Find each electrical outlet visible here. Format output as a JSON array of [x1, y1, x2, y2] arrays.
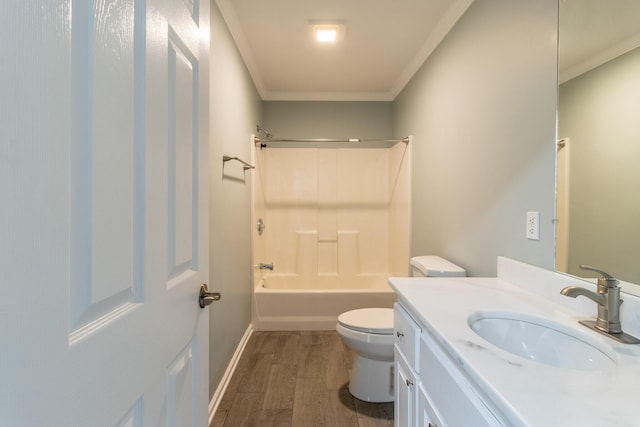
[[526, 211, 540, 240]]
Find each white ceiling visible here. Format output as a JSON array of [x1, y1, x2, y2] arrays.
[[216, 0, 474, 101], [216, 0, 640, 100]]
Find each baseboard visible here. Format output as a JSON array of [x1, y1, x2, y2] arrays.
[[208, 323, 254, 425]]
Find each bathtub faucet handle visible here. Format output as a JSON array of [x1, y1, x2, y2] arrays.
[[257, 262, 274, 271]]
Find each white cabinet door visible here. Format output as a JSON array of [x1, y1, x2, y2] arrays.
[[418, 385, 445, 427], [0, 0, 210, 425], [395, 347, 418, 427]]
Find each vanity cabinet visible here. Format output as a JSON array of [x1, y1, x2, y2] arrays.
[[394, 302, 504, 427]]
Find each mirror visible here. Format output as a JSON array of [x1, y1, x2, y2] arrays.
[[557, 0, 640, 291]]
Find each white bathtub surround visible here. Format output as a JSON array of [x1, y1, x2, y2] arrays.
[[390, 257, 640, 426], [252, 141, 411, 330]]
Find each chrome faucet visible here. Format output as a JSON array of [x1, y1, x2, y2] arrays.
[[560, 265, 639, 344], [257, 262, 274, 271]]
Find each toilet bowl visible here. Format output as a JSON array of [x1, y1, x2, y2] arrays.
[[336, 308, 395, 402], [336, 256, 466, 403]]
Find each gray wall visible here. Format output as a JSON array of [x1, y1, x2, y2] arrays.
[[559, 47, 640, 283], [209, 3, 262, 398], [393, 0, 558, 276], [262, 101, 393, 139]]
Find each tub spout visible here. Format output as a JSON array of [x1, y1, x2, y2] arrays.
[[257, 263, 274, 271]]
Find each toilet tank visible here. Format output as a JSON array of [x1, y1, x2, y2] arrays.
[[410, 256, 466, 277]]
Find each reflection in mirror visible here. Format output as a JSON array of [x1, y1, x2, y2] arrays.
[[557, 0, 640, 289]]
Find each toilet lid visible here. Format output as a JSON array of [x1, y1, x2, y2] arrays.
[[338, 308, 394, 334]]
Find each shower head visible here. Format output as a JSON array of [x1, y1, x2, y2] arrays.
[[256, 125, 272, 140]]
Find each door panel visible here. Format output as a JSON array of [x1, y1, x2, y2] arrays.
[[69, 0, 144, 338], [168, 30, 198, 284], [166, 341, 198, 426]]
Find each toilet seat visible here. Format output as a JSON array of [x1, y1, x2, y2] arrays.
[[337, 308, 393, 335]]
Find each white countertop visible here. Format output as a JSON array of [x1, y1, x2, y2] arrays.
[[389, 261, 640, 427]]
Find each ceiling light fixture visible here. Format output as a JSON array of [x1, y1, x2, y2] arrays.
[[314, 25, 338, 42], [310, 21, 345, 43]]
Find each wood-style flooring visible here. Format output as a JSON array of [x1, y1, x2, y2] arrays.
[[211, 331, 394, 427]]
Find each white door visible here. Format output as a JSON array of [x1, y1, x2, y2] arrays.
[[0, 0, 210, 425]]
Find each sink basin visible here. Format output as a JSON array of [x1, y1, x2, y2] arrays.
[[468, 310, 616, 371]]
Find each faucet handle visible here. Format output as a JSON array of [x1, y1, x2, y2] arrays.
[[579, 265, 619, 290]]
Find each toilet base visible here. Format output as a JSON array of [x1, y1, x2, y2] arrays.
[[348, 354, 394, 403]]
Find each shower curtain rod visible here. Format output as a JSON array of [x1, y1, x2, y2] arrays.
[[254, 136, 409, 144]]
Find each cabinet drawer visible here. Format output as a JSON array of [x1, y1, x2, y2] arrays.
[[394, 303, 421, 371], [420, 332, 503, 426]]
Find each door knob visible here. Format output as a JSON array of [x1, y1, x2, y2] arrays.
[[199, 284, 221, 308]]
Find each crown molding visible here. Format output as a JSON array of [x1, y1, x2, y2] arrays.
[[560, 32, 640, 84], [216, 0, 267, 98]]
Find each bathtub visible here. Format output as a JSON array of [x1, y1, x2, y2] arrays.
[[252, 274, 398, 330]]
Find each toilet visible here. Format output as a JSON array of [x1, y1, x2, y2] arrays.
[[336, 256, 466, 403]]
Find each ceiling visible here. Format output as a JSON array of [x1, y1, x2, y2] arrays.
[[216, 0, 640, 100], [216, 0, 474, 101]]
